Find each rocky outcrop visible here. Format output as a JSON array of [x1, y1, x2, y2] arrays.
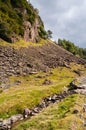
[[23, 19, 40, 42], [9, 19, 40, 43], [69, 77, 86, 95], [0, 0, 46, 43]]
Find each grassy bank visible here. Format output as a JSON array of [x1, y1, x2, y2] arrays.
[[13, 94, 85, 130], [0, 64, 85, 119]]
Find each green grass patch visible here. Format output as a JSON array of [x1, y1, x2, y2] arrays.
[[13, 94, 85, 130], [0, 65, 85, 119]]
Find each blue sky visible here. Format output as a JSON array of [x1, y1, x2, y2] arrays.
[[30, 0, 86, 48]]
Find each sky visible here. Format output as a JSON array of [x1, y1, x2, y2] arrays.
[[30, 0, 86, 48]]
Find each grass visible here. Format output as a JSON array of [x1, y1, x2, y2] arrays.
[[13, 94, 86, 130], [0, 39, 50, 48], [0, 66, 76, 119], [0, 64, 85, 119]]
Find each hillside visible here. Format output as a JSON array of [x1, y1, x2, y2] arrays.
[[0, 39, 86, 129], [0, 0, 47, 43], [0, 41, 86, 87], [0, 0, 86, 130]]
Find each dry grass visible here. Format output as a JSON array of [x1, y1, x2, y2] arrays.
[[0, 39, 50, 48]]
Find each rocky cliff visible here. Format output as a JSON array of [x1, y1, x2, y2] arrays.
[[0, 0, 46, 43]]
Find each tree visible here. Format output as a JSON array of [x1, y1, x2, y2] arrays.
[[47, 30, 52, 39], [58, 38, 86, 59]]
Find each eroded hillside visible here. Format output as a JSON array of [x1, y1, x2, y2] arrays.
[[0, 41, 86, 87]]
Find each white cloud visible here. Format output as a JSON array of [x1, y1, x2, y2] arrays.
[[30, 0, 86, 48]]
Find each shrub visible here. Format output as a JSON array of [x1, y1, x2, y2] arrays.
[[58, 39, 86, 59]]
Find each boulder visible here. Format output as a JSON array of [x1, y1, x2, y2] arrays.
[[10, 114, 23, 124], [0, 119, 3, 128], [33, 107, 39, 113], [23, 108, 31, 118], [0, 118, 11, 130], [42, 79, 53, 85]]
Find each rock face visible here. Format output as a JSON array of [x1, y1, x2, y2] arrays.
[[23, 19, 40, 42], [0, 43, 86, 86], [69, 77, 86, 95], [0, 0, 46, 43]]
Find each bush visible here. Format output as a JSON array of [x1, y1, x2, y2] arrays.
[[58, 39, 86, 59], [39, 26, 47, 39]]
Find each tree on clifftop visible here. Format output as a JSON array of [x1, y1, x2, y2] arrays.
[[47, 30, 52, 39]]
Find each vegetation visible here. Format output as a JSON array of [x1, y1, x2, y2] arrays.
[[0, 64, 84, 119], [38, 25, 48, 39], [0, 0, 47, 42], [58, 39, 86, 59], [13, 94, 85, 130], [47, 30, 53, 39], [0, 39, 50, 48]]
